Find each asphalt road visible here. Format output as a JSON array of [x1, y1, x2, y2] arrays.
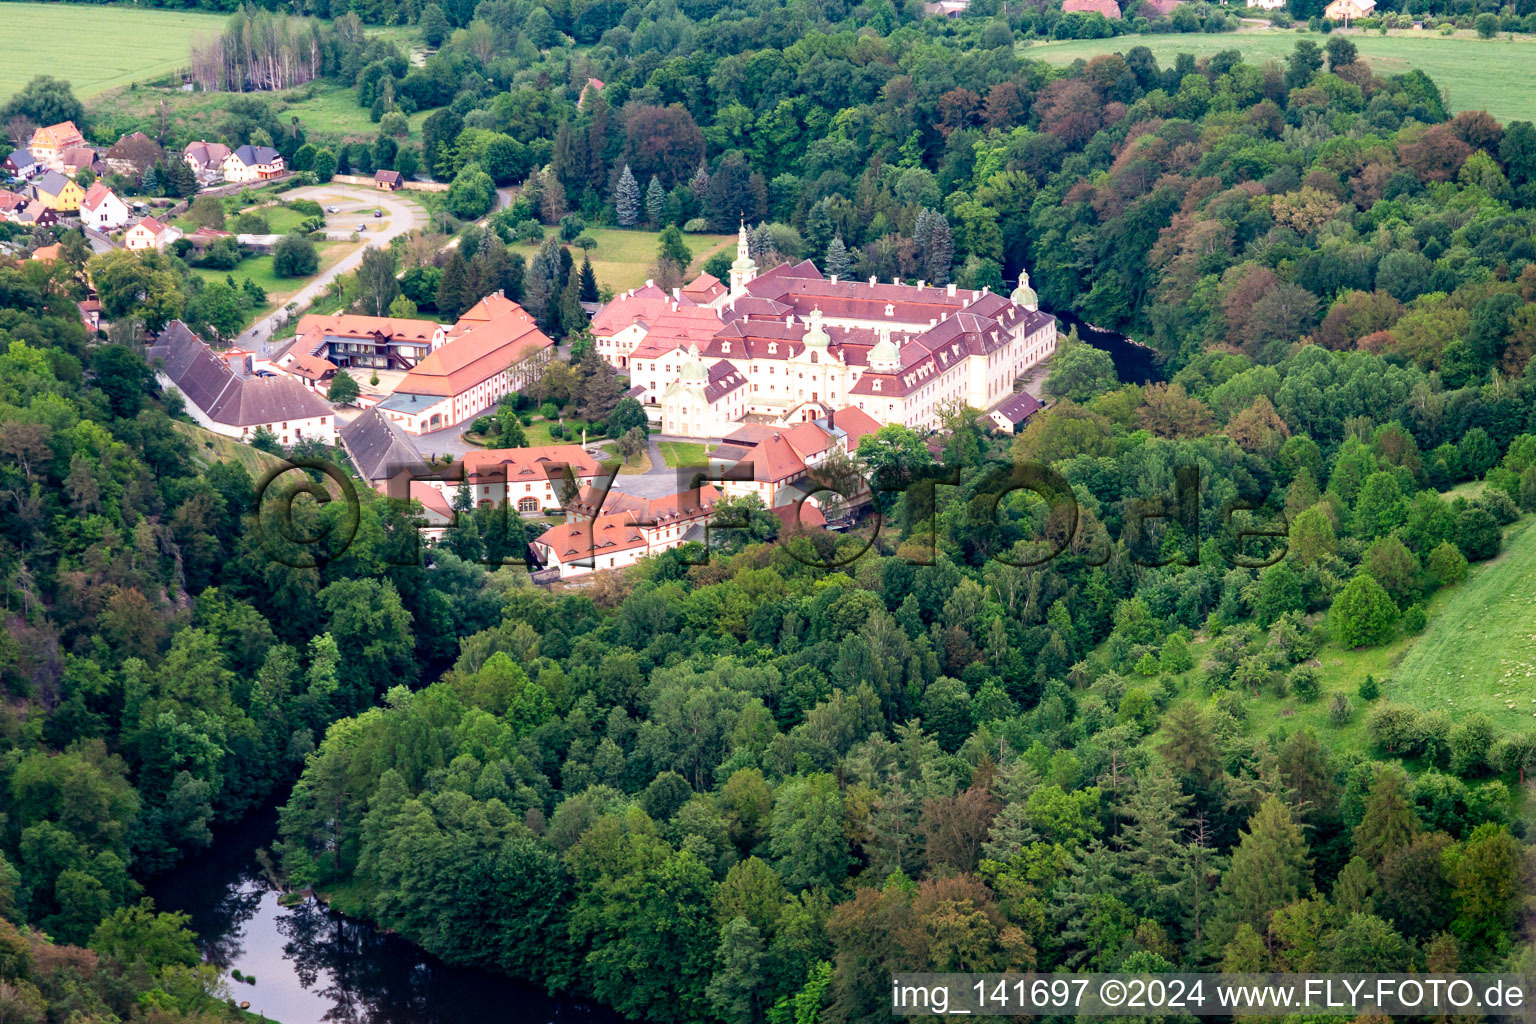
[[244, 184, 427, 355]]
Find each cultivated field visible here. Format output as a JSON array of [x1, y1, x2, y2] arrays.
[[1024, 29, 1536, 123], [0, 3, 227, 101]]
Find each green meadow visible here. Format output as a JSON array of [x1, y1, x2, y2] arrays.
[[0, 3, 227, 101], [1024, 29, 1536, 123], [513, 227, 736, 294]]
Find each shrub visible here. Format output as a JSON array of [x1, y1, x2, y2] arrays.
[[683, 217, 709, 233], [472, 416, 492, 436], [1288, 664, 1322, 702], [549, 423, 564, 438], [1400, 604, 1427, 633], [1359, 675, 1380, 701], [1328, 692, 1352, 726], [539, 402, 557, 420], [1426, 541, 1468, 589], [272, 234, 320, 278], [1474, 489, 1519, 525]]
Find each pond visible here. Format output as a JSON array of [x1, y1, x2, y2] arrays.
[[147, 804, 623, 1024]]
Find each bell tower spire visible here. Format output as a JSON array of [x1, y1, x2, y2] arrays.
[[729, 213, 757, 298]]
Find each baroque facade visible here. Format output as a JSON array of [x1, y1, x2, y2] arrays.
[[592, 223, 1057, 438]]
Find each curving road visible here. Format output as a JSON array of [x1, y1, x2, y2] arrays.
[[244, 184, 428, 356]]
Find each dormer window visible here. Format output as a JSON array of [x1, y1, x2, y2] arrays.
[[873, 381, 882, 391], [885, 304, 895, 316], [768, 342, 778, 354]]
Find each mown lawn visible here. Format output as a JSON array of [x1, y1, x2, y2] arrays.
[[1391, 517, 1536, 729], [1023, 29, 1536, 122], [0, 3, 227, 101], [657, 441, 711, 467], [514, 227, 735, 294], [191, 241, 346, 327]]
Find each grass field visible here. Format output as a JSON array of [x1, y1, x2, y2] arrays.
[[175, 421, 290, 479], [657, 441, 711, 467], [0, 3, 227, 101], [191, 241, 346, 328], [1390, 518, 1536, 729], [514, 228, 735, 294], [1023, 29, 1536, 123]]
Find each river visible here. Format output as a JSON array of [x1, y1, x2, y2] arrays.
[[1052, 310, 1162, 384], [146, 804, 623, 1024]]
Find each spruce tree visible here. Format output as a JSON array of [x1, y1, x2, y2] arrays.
[[1118, 768, 1192, 923], [559, 271, 584, 339], [1352, 767, 1419, 866], [645, 174, 666, 226], [435, 250, 474, 321], [579, 254, 598, 303], [1212, 796, 1312, 947], [615, 164, 640, 226], [524, 237, 562, 328], [825, 235, 852, 279]]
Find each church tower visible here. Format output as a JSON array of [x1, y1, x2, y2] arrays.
[[728, 217, 757, 298]]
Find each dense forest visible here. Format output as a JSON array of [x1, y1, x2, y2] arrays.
[[6, 0, 1536, 1021]]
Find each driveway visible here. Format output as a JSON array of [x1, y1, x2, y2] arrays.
[[610, 434, 714, 499], [244, 184, 427, 356]]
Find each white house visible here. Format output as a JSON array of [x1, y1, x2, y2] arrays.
[[222, 144, 285, 183], [147, 321, 336, 446], [531, 485, 720, 578], [124, 216, 182, 251], [79, 182, 131, 231]]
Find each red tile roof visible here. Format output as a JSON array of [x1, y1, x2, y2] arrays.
[[461, 444, 603, 486], [398, 304, 551, 397]]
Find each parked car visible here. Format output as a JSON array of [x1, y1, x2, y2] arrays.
[[326, 205, 339, 213], [357, 224, 368, 231], [373, 209, 383, 218]]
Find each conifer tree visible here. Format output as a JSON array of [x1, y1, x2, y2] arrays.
[[559, 271, 584, 339], [1212, 796, 1312, 947], [1352, 767, 1420, 866], [615, 164, 640, 226], [825, 235, 852, 279], [1118, 768, 1191, 923], [435, 250, 474, 321], [579, 254, 598, 303], [645, 174, 666, 226]]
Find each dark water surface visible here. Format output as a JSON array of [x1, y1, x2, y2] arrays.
[[1052, 309, 1162, 384], [146, 804, 622, 1024]]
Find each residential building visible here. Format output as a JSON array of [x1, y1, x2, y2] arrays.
[[1062, 0, 1123, 15], [147, 321, 336, 445], [446, 445, 604, 515], [989, 391, 1043, 433], [183, 141, 232, 183], [28, 121, 86, 171], [374, 296, 555, 435], [681, 272, 726, 306], [60, 148, 103, 178], [532, 484, 721, 578], [124, 216, 182, 250], [279, 313, 439, 373], [80, 182, 130, 231], [591, 225, 1057, 438], [13, 201, 57, 227], [0, 189, 28, 221], [1324, 0, 1375, 19], [4, 149, 39, 181], [33, 171, 84, 212], [106, 132, 164, 179], [222, 145, 284, 183], [708, 409, 877, 512], [340, 406, 426, 487]]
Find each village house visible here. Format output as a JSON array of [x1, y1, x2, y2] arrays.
[[183, 141, 232, 183], [147, 321, 336, 445], [13, 200, 58, 228], [1062, 0, 1123, 15], [988, 390, 1044, 434], [106, 132, 164, 179], [124, 216, 182, 250], [373, 295, 555, 435], [28, 121, 86, 171], [531, 484, 721, 578], [4, 149, 39, 181], [222, 144, 285, 183], [1324, 0, 1375, 20], [32, 171, 84, 212], [60, 148, 104, 178], [0, 189, 29, 222], [591, 225, 1057, 439], [80, 182, 131, 231]]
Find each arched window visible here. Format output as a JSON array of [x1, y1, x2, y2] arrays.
[[810, 351, 818, 363], [518, 496, 539, 513]]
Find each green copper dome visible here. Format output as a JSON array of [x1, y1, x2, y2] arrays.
[[1010, 268, 1038, 311]]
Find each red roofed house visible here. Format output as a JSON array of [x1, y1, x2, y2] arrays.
[[1062, 0, 1122, 15], [449, 444, 604, 515], [80, 182, 131, 231], [29, 121, 86, 172], [374, 295, 555, 434], [125, 216, 183, 251], [532, 484, 721, 577], [589, 280, 690, 370]]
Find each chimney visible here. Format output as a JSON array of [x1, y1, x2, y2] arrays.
[[673, 287, 681, 301], [917, 280, 925, 290], [982, 286, 990, 295], [829, 275, 838, 284], [645, 279, 654, 288], [869, 276, 877, 286], [892, 277, 900, 286], [946, 283, 957, 297]]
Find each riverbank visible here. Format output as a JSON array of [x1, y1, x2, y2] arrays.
[[1052, 309, 1162, 385]]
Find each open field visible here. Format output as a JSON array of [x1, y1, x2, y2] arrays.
[[1391, 518, 1536, 728], [1023, 29, 1536, 123], [514, 227, 735, 294], [191, 241, 347, 327], [174, 421, 290, 479], [0, 3, 227, 101]]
